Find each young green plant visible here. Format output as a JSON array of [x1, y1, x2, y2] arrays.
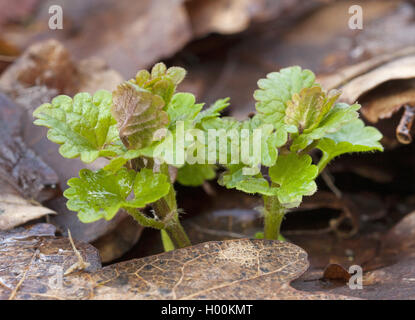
[[32, 63, 224, 250], [212, 66, 384, 240]]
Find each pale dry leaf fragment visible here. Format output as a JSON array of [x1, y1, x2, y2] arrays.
[[338, 55, 415, 104], [360, 79, 415, 123], [0, 192, 56, 230]]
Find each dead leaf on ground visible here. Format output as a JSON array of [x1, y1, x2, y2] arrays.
[[0, 39, 123, 105], [0, 92, 57, 230], [186, 0, 329, 37], [0, 39, 78, 95], [0, 224, 353, 300], [323, 264, 351, 282], [293, 211, 415, 299], [0, 183, 55, 231], [32, 0, 192, 78], [318, 46, 415, 145]]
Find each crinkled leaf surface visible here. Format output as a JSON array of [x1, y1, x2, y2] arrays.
[[254, 66, 316, 127], [202, 116, 286, 167], [64, 168, 136, 223], [133, 63, 186, 106], [167, 92, 204, 125], [285, 86, 340, 132], [33, 90, 119, 163], [269, 154, 318, 208], [123, 168, 170, 208], [177, 164, 216, 186], [290, 103, 361, 151], [112, 83, 168, 149], [317, 119, 383, 169], [64, 168, 170, 223]]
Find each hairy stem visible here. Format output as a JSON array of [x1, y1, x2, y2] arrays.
[[263, 195, 286, 240], [152, 185, 191, 249]]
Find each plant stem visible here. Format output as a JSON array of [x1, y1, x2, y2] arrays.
[[153, 186, 191, 249], [164, 216, 191, 249], [263, 195, 286, 240]]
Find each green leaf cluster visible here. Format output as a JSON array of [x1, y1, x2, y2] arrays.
[[219, 66, 383, 208]]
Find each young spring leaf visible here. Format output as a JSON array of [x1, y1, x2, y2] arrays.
[[194, 98, 230, 125], [123, 168, 171, 209], [176, 164, 216, 186], [254, 66, 316, 127], [290, 102, 361, 151], [317, 119, 383, 173], [269, 154, 318, 208], [64, 168, 171, 223], [33, 91, 120, 163], [167, 93, 204, 125], [133, 62, 186, 106], [112, 83, 169, 149], [219, 164, 278, 196], [64, 168, 136, 223], [285, 87, 340, 132]]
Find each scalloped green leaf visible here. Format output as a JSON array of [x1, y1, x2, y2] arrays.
[[124, 168, 171, 208], [167, 93, 204, 125], [33, 90, 120, 163], [317, 119, 383, 172], [269, 154, 318, 208], [112, 83, 169, 149], [284, 87, 340, 132], [64, 168, 136, 223], [177, 164, 216, 186], [219, 165, 278, 196], [64, 168, 170, 223], [254, 66, 316, 127], [290, 102, 361, 151], [194, 98, 230, 125]]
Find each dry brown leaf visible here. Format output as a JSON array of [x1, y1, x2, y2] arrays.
[[0, 92, 57, 229], [323, 264, 351, 282], [340, 55, 415, 105], [0, 39, 77, 95], [0, 185, 55, 231], [0, 224, 352, 300], [318, 47, 415, 93], [318, 47, 415, 125], [294, 211, 415, 299], [77, 57, 123, 94], [186, 0, 334, 38], [360, 79, 415, 123]]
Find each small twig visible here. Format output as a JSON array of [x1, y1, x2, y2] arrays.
[[321, 170, 342, 199], [9, 249, 39, 300], [64, 229, 90, 276], [396, 104, 415, 144]]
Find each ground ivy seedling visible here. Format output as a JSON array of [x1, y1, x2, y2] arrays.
[[215, 66, 384, 240], [33, 62, 224, 250], [33, 63, 384, 249]]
